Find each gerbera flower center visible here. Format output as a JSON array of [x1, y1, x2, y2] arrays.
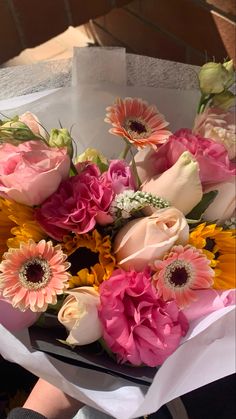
[[19, 257, 51, 290], [124, 118, 151, 138], [164, 260, 193, 288]]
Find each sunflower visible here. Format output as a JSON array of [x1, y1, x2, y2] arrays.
[[189, 223, 236, 290], [0, 199, 15, 257], [0, 198, 46, 257], [62, 229, 116, 289]]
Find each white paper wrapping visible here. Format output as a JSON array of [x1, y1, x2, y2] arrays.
[[0, 306, 235, 418], [0, 83, 199, 160], [0, 48, 235, 418], [72, 47, 127, 86]]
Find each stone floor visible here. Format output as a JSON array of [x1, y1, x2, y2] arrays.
[[1, 25, 94, 68]]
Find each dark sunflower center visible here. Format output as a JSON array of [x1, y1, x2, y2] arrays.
[[205, 238, 215, 252], [169, 267, 189, 287], [25, 262, 45, 283], [129, 120, 147, 134], [68, 247, 99, 275]]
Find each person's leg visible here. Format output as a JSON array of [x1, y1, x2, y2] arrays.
[[7, 378, 84, 419]]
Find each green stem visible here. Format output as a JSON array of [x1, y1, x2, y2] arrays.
[[130, 148, 141, 188], [70, 161, 78, 176], [197, 93, 215, 114], [119, 141, 131, 160]]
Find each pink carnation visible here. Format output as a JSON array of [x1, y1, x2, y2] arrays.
[[36, 164, 114, 240], [151, 129, 236, 186], [98, 269, 189, 367], [103, 159, 136, 194]]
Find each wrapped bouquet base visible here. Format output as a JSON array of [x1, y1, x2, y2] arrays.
[[0, 49, 235, 419], [0, 304, 235, 419]]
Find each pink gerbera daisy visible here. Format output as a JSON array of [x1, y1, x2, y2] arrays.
[[152, 245, 214, 308], [0, 239, 70, 312], [105, 97, 171, 149]]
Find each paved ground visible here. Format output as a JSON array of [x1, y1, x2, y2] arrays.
[[1, 25, 94, 68]]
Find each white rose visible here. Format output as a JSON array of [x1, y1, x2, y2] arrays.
[[58, 287, 102, 346]]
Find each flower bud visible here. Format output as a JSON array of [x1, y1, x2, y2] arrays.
[[212, 90, 235, 110], [49, 128, 73, 157], [198, 61, 233, 95], [0, 119, 36, 143], [75, 147, 108, 165], [222, 59, 234, 88]]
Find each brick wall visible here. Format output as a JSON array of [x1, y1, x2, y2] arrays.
[[88, 0, 236, 65], [0, 0, 235, 66], [0, 0, 131, 64]]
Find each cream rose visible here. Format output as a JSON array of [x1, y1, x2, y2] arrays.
[[58, 287, 102, 346], [141, 151, 203, 215], [114, 207, 189, 271], [134, 146, 157, 184], [203, 178, 236, 223]]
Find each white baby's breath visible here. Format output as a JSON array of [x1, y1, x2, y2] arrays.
[[110, 190, 169, 219]]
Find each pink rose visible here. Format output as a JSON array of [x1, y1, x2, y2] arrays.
[[98, 269, 189, 367], [19, 111, 46, 137], [36, 163, 114, 240], [0, 141, 70, 206], [151, 129, 236, 186], [0, 297, 39, 332], [103, 160, 136, 194], [193, 108, 236, 160], [114, 207, 189, 271]]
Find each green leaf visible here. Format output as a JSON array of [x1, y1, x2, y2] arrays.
[[186, 190, 218, 220], [34, 313, 46, 328], [99, 338, 117, 361], [95, 156, 109, 173]]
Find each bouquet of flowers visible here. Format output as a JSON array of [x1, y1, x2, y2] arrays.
[[0, 59, 235, 373]]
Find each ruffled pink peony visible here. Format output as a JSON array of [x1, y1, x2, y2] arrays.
[[98, 268, 189, 367], [151, 129, 236, 186], [103, 159, 136, 194], [36, 164, 114, 240], [0, 141, 70, 206]]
